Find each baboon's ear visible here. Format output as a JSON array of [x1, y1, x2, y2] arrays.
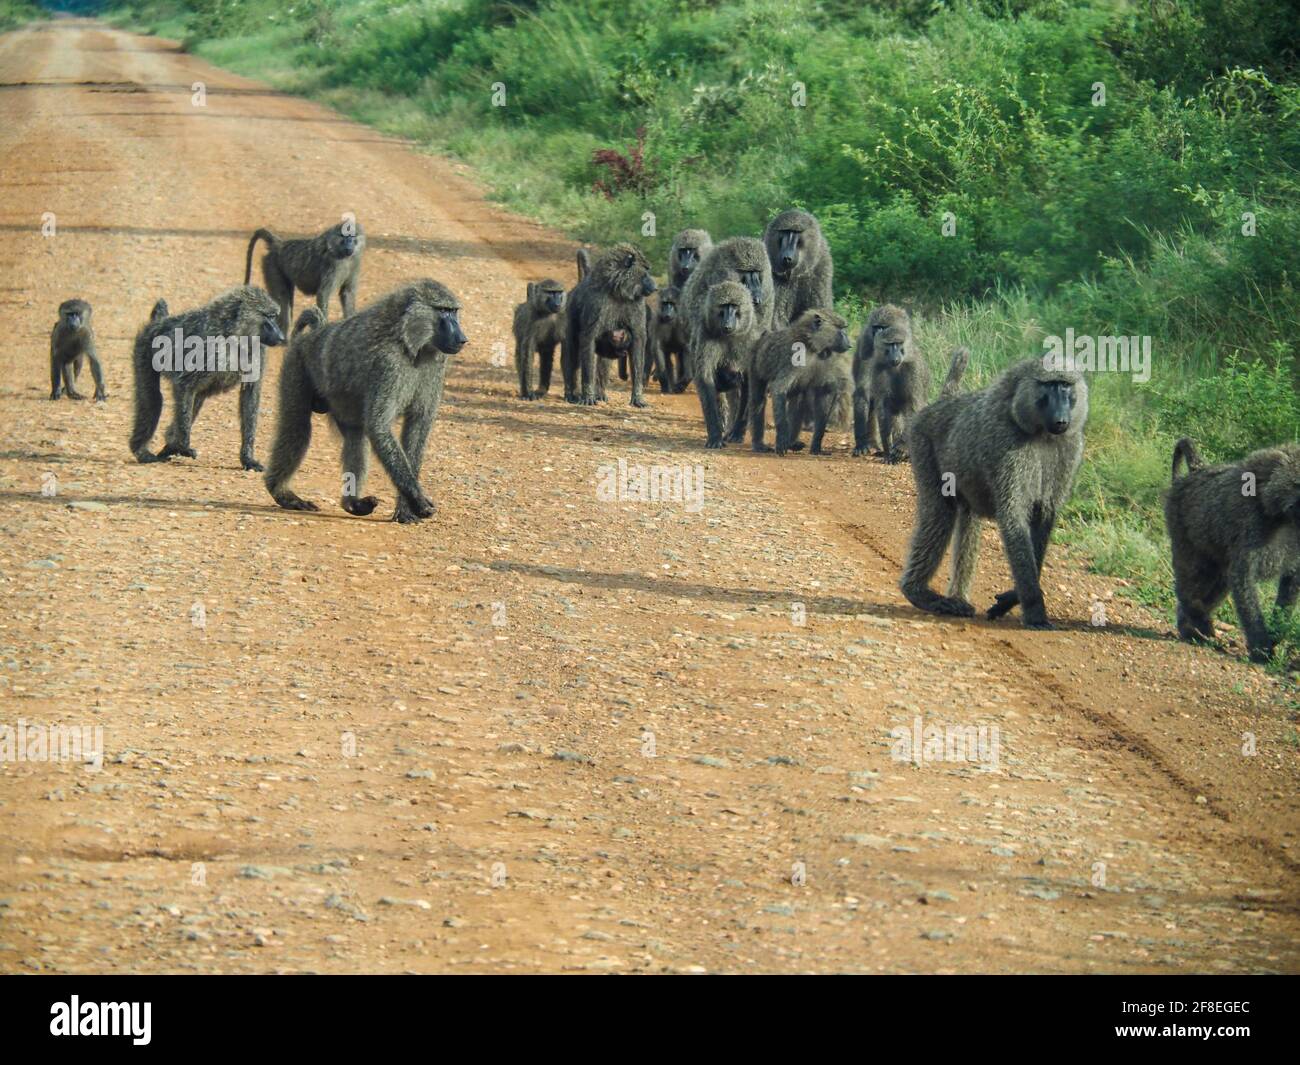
[[399, 299, 437, 360], [526, 283, 536, 302]]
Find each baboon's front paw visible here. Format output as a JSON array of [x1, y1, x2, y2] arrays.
[[241, 457, 264, 472], [49, 391, 61, 401], [564, 392, 579, 404], [95, 392, 108, 403], [1023, 617, 1055, 631], [788, 441, 806, 452], [851, 446, 869, 457], [705, 438, 725, 450], [579, 395, 598, 406], [410, 493, 437, 518], [672, 381, 690, 394], [935, 597, 976, 618], [522, 391, 541, 401], [630, 396, 649, 408], [986, 591, 1019, 620], [392, 501, 427, 524], [752, 443, 773, 453], [809, 445, 825, 456], [342, 495, 379, 516], [67, 390, 86, 401], [884, 449, 907, 465], [275, 494, 319, 512]]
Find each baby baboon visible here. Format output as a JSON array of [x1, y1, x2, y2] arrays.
[[651, 286, 690, 394], [562, 243, 655, 407], [244, 220, 365, 334], [1165, 437, 1300, 662], [668, 228, 713, 290], [129, 286, 285, 470], [899, 358, 1088, 629], [49, 299, 106, 402], [264, 279, 468, 524], [693, 281, 759, 449], [762, 209, 833, 329], [682, 236, 775, 340], [748, 308, 851, 455], [512, 279, 565, 400]]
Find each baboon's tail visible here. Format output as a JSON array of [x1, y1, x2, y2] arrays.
[[128, 332, 163, 461], [941, 347, 970, 397], [1171, 437, 1204, 483], [575, 248, 591, 282], [244, 228, 278, 286], [293, 307, 325, 338]]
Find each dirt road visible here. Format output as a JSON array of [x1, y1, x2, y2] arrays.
[[0, 19, 1296, 974]]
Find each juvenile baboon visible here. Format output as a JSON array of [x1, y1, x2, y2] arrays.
[[264, 279, 468, 523], [668, 228, 713, 290], [861, 305, 970, 463], [562, 243, 656, 407], [748, 308, 851, 455], [651, 286, 690, 393], [48, 299, 106, 402], [762, 209, 833, 329], [1165, 437, 1300, 662], [129, 286, 285, 469], [693, 281, 759, 449], [852, 303, 901, 455], [682, 236, 775, 339], [244, 220, 365, 334], [899, 358, 1088, 629], [512, 279, 565, 400]]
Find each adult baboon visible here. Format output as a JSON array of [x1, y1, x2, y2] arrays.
[[129, 286, 285, 470], [264, 279, 468, 524], [48, 298, 106, 402], [244, 220, 365, 334], [693, 281, 759, 449], [748, 308, 851, 455], [562, 243, 656, 407], [762, 209, 833, 329], [577, 249, 640, 386], [512, 279, 565, 400], [899, 358, 1088, 629], [651, 286, 690, 394], [1165, 437, 1300, 662], [668, 228, 713, 290]]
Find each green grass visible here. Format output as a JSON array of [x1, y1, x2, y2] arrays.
[[104, 0, 1300, 663], [0, 0, 44, 30]]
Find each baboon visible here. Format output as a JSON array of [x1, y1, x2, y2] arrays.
[[693, 281, 759, 449], [861, 305, 970, 463], [576, 249, 637, 386], [899, 358, 1088, 629], [562, 243, 656, 406], [512, 279, 565, 400], [263, 279, 468, 524], [1165, 437, 1300, 662], [48, 299, 106, 402], [682, 236, 775, 338], [129, 286, 285, 470], [651, 286, 690, 394], [668, 228, 713, 289], [852, 303, 901, 455], [762, 209, 833, 329], [244, 220, 365, 334], [747, 308, 851, 455]]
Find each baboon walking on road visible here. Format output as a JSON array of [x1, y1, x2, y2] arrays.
[[692, 281, 760, 449], [264, 280, 467, 523], [512, 279, 565, 400], [763, 209, 833, 329], [244, 220, 365, 334], [1165, 438, 1300, 662], [747, 308, 851, 455], [899, 358, 1088, 629], [562, 243, 656, 407], [651, 286, 689, 393], [49, 298, 106, 402], [129, 286, 285, 469]]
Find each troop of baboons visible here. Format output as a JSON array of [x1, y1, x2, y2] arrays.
[[40, 204, 1300, 662]]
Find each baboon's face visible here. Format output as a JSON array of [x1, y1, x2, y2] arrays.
[[713, 299, 743, 335], [658, 295, 677, 324], [435, 305, 468, 354], [738, 270, 765, 308], [257, 304, 286, 347], [61, 307, 86, 330], [773, 229, 802, 277], [878, 327, 910, 367], [676, 244, 701, 276], [825, 324, 851, 356], [541, 286, 564, 314], [1037, 379, 1078, 434], [330, 226, 359, 260]]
